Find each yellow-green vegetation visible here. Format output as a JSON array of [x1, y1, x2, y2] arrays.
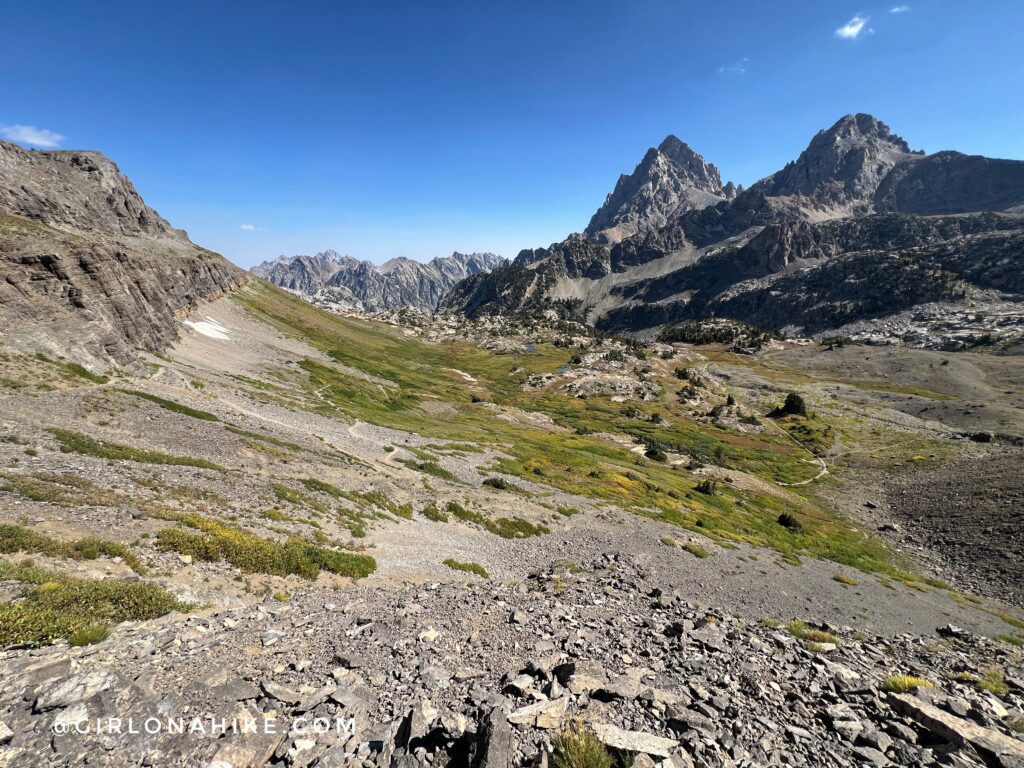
[[660, 536, 677, 546], [155, 514, 375, 580], [551, 726, 614, 768], [682, 542, 711, 558], [397, 458, 464, 484], [882, 675, 933, 693], [978, 667, 1009, 696], [833, 574, 859, 586], [225, 425, 305, 453], [122, 390, 220, 421], [271, 483, 328, 513], [786, 619, 838, 646], [69, 624, 110, 647], [34, 354, 109, 384], [48, 428, 222, 470], [420, 504, 449, 522], [227, 281, 943, 578], [997, 634, 1024, 647], [0, 558, 188, 648], [0, 523, 145, 574], [442, 558, 489, 578], [445, 501, 549, 538], [759, 617, 779, 628]]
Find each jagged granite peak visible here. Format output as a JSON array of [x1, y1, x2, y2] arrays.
[[253, 250, 506, 312], [754, 113, 919, 211], [0, 140, 245, 368], [584, 135, 733, 244], [442, 114, 1024, 343]]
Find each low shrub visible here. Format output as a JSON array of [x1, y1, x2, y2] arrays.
[[443, 558, 489, 579]]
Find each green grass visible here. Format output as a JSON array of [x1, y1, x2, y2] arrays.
[[0, 523, 145, 574], [978, 667, 1009, 696], [34, 354, 109, 384], [0, 558, 188, 648], [445, 501, 549, 539], [551, 726, 614, 768], [443, 558, 489, 578], [833, 574, 859, 586], [682, 542, 711, 558], [786, 619, 838, 646], [69, 624, 110, 646], [122, 390, 220, 421], [48, 428, 222, 470], [155, 514, 375, 580], [882, 675, 933, 693], [225, 281, 941, 579], [397, 458, 463, 484]]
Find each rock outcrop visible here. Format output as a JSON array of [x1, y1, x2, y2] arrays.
[[252, 251, 506, 312], [0, 140, 246, 369]]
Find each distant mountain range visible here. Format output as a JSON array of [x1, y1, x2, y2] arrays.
[[251, 250, 506, 312], [441, 114, 1024, 349]]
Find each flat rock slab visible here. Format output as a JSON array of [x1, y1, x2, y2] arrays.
[[889, 693, 1024, 768], [591, 723, 678, 758]]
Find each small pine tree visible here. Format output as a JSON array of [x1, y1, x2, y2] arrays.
[[782, 392, 807, 417]]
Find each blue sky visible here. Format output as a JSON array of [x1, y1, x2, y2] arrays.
[[3, 1, 1022, 267]]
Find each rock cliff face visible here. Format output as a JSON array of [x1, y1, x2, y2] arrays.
[[0, 141, 246, 369], [252, 251, 505, 312], [441, 115, 1024, 346], [585, 135, 735, 244]]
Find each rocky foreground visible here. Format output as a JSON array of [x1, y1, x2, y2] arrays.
[[1, 555, 1021, 768]]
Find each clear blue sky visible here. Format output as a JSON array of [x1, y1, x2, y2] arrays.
[[3, 1, 1022, 267]]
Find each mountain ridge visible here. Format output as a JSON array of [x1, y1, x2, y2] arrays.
[[441, 114, 1024, 348], [252, 250, 506, 312]]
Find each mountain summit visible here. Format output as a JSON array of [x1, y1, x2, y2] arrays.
[[585, 136, 735, 244], [442, 113, 1024, 347]]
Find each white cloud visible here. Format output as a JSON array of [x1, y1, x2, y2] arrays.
[[240, 224, 256, 231], [0, 124, 65, 148], [890, 4, 910, 12], [835, 14, 870, 39], [718, 57, 749, 75]]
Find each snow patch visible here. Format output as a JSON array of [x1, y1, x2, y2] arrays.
[[183, 316, 231, 341]]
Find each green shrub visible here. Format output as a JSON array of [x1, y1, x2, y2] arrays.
[[482, 476, 511, 490], [779, 392, 807, 417], [123, 390, 220, 421], [777, 512, 803, 532], [0, 523, 145, 574], [48, 428, 222, 470], [695, 479, 718, 496], [0, 559, 188, 648], [155, 515, 375, 580], [978, 667, 1009, 696], [443, 558, 489, 578], [421, 504, 449, 522]]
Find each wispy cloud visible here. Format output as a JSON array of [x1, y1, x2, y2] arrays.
[[718, 57, 750, 75], [835, 14, 871, 39], [0, 124, 65, 148], [240, 224, 256, 231], [889, 4, 910, 12]]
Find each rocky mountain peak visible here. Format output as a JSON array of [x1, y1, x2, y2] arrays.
[[585, 136, 731, 244], [756, 113, 918, 209], [0, 140, 182, 240]]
